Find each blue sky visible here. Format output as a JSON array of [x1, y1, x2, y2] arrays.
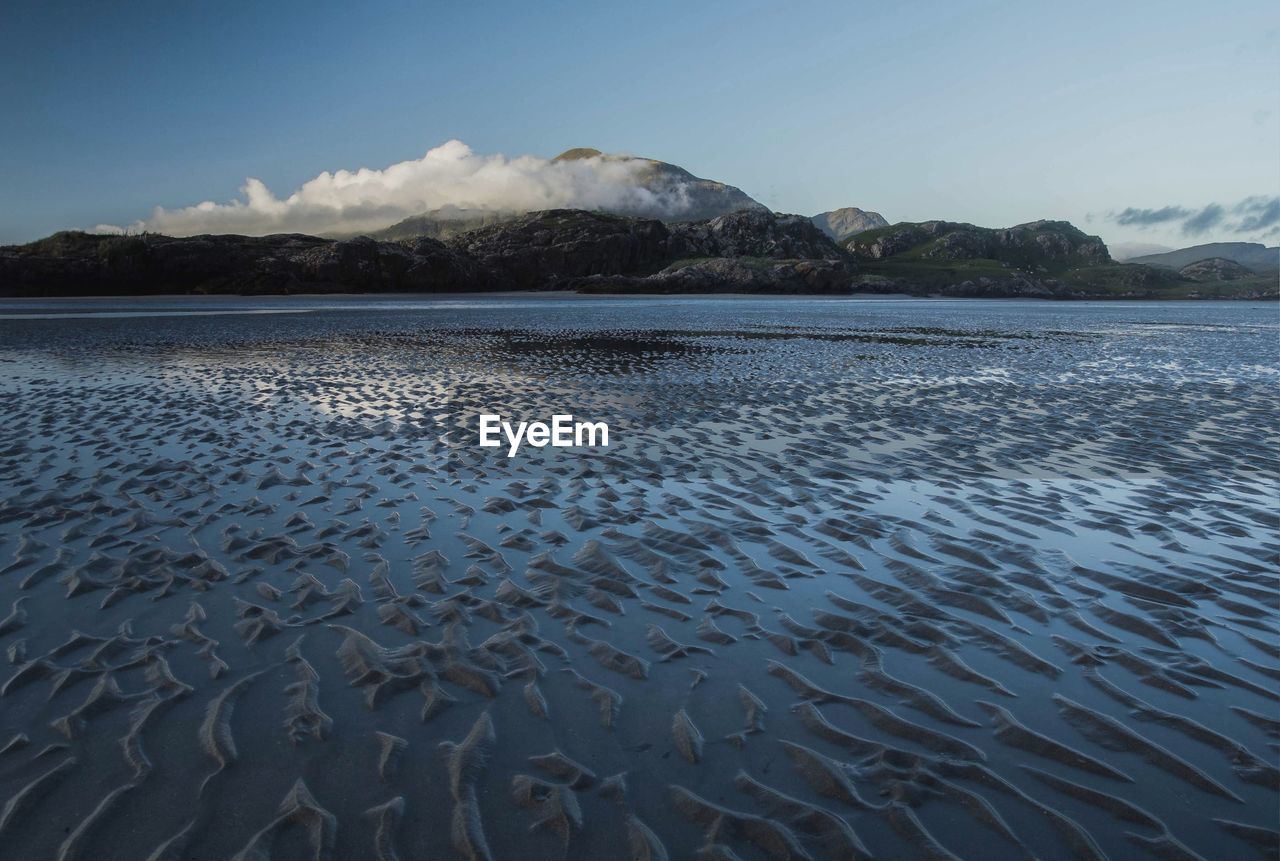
[[2, 0, 1277, 250]]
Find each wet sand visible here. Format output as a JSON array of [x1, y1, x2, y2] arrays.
[[0, 296, 1276, 860]]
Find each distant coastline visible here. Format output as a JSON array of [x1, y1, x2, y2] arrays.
[[2, 209, 1275, 301]]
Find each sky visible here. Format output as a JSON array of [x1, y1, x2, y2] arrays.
[[2, 0, 1277, 252]]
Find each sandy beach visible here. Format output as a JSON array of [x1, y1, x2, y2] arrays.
[[0, 295, 1276, 860]]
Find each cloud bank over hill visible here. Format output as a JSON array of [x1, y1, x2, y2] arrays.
[[96, 140, 714, 237]]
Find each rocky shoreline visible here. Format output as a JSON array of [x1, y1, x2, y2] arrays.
[[2, 209, 1275, 299]]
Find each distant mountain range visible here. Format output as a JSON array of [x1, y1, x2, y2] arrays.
[[1127, 242, 1279, 272], [2, 147, 1275, 299]]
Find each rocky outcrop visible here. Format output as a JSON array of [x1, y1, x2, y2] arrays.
[[444, 210, 673, 289], [847, 220, 1111, 270], [810, 207, 889, 242], [1177, 257, 1256, 281], [669, 211, 844, 261]]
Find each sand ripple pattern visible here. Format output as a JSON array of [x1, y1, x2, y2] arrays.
[[0, 298, 1276, 859]]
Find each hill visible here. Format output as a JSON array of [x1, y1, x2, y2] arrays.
[[845, 219, 1111, 268], [1178, 257, 1258, 281], [549, 148, 766, 222], [810, 207, 889, 242], [841, 219, 1275, 299], [1129, 242, 1278, 272], [366, 148, 767, 242]]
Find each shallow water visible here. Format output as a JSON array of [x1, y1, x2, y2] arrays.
[[0, 296, 1276, 860]]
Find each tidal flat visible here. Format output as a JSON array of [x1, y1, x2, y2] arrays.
[[0, 295, 1276, 860]]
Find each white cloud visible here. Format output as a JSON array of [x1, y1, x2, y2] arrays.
[[104, 140, 699, 237]]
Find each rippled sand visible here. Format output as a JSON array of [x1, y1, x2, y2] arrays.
[[0, 297, 1276, 861]]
